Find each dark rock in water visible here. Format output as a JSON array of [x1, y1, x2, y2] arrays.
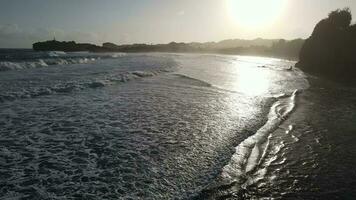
[[131, 71, 153, 78], [52, 84, 77, 93], [88, 81, 106, 88], [0, 65, 11, 71], [296, 8, 356, 84]]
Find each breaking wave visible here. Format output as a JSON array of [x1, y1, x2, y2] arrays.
[[47, 51, 67, 57], [0, 69, 170, 103], [0, 57, 98, 71], [0, 51, 129, 72]]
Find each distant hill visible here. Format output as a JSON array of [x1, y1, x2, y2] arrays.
[[296, 8, 356, 84], [102, 38, 279, 51], [212, 38, 278, 48], [33, 38, 304, 60]]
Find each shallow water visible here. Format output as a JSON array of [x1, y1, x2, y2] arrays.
[[0, 51, 355, 199]]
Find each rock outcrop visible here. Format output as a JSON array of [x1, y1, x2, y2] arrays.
[[33, 40, 110, 52], [296, 8, 356, 83]]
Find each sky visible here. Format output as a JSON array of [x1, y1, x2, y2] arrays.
[[0, 0, 356, 48]]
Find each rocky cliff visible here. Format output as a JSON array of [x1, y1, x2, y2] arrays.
[[296, 8, 356, 83]]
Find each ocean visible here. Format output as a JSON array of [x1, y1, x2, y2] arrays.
[[0, 50, 355, 199]]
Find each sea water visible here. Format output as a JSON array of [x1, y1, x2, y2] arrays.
[[0, 50, 355, 199]]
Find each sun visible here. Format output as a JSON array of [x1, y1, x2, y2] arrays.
[[227, 0, 286, 30]]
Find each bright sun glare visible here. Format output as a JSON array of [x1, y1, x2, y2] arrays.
[[227, 0, 286, 29]]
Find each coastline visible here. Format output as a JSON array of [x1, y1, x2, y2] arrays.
[[31, 39, 303, 61]]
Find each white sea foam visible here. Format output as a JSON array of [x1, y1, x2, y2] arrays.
[[47, 51, 66, 57], [220, 90, 299, 186], [111, 52, 127, 58], [0, 69, 169, 103], [0, 58, 94, 71]]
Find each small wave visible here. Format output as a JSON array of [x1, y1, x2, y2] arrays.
[[131, 70, 158, 78], [0, 57, 97, 72], [0, 51, 131, 72], [173, 74, 212, 87], [47, 51, 66, 57], [0, 69, 170, 103], [194, 90, 299, 199], [0, 60, 48, 71], [111, 52, 127, 58]]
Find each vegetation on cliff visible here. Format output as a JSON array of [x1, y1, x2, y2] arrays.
[[296, 8, 356, 83]]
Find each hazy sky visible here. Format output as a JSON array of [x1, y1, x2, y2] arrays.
[[1, 0, 356, 48]]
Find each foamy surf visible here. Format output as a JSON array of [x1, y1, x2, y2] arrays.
[[1, 53, 317, 199], [228, 90, 298, 176], [0, 51, 129, 72], [0, 69, 171, 103], [195, 89, 299, 199], [0, 58, 97, 71]]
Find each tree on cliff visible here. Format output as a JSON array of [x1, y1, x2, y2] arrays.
[[328, 8, 352, 28]]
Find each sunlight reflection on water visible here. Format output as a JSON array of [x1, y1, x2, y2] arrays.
[[227, 55, 289, 96], [232, 64, 271, 95], [177, 54, 300, 97]]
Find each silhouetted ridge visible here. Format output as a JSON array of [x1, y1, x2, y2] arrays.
[[33, 38, 304, 59], [296, 8, 356, 84]]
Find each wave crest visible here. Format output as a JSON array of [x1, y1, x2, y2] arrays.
[[0, 69, 171, 103], [0, 57, 97, 71]]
